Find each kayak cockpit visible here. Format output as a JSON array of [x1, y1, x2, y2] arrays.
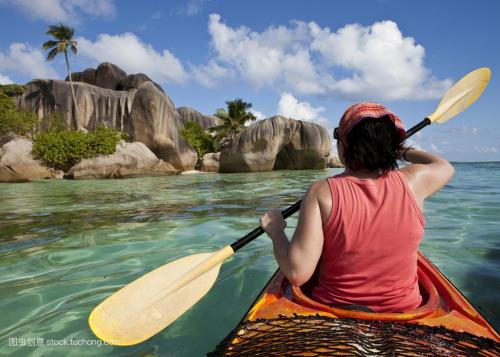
[[247, 252, 499, 341], [291, 255, 440, 322]]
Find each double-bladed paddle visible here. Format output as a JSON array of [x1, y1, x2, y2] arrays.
[[89, 67, 491, 346]]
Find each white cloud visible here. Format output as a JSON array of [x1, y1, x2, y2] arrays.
[[181, 0, 211, 16], [405, 138, 423, 151], [206, 14, 322, 95], [0, 73, 13, 84], [449, 125, 479, 135], [309, 21, 451, 100], [201, 14, 451, 100], [190, 60, 234, 87], [0, 43, 58, 80], [0, 0, 116, 24], [430, 144, 443, 153], [249, 109, 266, 120], [474, 146, 498, 154], [77, 33, 188, 84], [278, 92, 325, 121], [245, 109, 266, 126]]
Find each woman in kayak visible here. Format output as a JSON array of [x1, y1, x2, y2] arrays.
[[260, 103, 454, 313]]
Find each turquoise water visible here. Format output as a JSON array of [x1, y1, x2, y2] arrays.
[[0, 163, 498, 356]]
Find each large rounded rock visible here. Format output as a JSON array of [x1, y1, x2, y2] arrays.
[[177, 107, 220, 130], [15, 79, 136, 131], [326, 153, 343, 168], [125, 82, 197, 171], [117, 73, 164, 93], [0, 138, 62, 179], [94, 62, 127, 90], [200, 152, 220, 172], [65, 68, 96, 85], [0, 164, 29, 183], [219, 116, 331, 172], [66, 141, 179, 179]]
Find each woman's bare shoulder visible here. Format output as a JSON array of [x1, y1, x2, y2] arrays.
[[307, 179, 333, 224]]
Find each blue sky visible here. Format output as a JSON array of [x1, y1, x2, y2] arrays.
[[0, 0, 499, 161]]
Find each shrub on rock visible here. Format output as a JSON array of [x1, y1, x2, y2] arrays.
[[33, 127, 121, 172], [0, 93, 38, 137], [180, 121, 216, 158]]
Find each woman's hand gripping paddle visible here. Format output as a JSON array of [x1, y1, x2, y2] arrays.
[[89, 67, 490, 346]]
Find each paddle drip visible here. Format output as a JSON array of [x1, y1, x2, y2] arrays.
[[208, 315, 500, 356]]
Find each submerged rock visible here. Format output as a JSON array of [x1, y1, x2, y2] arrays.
[[219, 116, 331, 172], [0, 138, 62, 179], [126, 82, 197, 171], [66, 141, 179, 179]]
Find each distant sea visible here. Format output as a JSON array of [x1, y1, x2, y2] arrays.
[[0, 162, 498, 356]]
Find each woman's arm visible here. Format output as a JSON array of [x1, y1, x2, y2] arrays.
[[260, 182, 324, 286], [400, 149, 455, 206]]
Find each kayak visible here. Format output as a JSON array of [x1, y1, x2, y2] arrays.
[[210, 252, 499, 356]]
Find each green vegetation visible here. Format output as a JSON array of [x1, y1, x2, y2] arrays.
[[0, 93, 38, 136], [180, 121, 216, 158], [43, 23, 78, 129], [210, 98, 257, 145], [0, 84, 26, 97], [39, 112, 69, 132], [33, 127, 121, 171]]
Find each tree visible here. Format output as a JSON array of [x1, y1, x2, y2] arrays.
[[43, 23, 78, 130], [210, 98, 257, 146], [180, 121, 216, 158]]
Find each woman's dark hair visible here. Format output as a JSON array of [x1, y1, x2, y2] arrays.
[[343, 115, 404, 173]]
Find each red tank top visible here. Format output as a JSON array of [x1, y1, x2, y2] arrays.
[[311, 170, 425, 312]]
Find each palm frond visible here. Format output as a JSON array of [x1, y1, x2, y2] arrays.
[[46, 47, 59, 61], [42, 40, 58, 50], [46, 23, 75, 41]]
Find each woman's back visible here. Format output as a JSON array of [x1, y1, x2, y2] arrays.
[[260, 102, 454, 314], [312, 170, 425, 312]]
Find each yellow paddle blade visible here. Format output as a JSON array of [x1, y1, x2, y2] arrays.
[[428, 68, 491, 124], [89, 245, 234, 346]]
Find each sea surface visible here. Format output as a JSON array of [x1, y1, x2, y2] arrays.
[[0, 162, 499, 356]]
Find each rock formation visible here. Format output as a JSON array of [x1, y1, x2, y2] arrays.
[[219, 116, 331, 172], [14, 79, 135, 131], [326, 153, 343, 168], [176, 107, 220, 130], [66, 63, 164, 93], [0, 138, 62, 179], [66, 68, 96, 85], [8, 62, 337, 176], [93, 62, 127, 90], [66, 141, 179, 179], [200, 152, 220, 172], [126, 82, 197, 171], [0, 164, 29, 183]]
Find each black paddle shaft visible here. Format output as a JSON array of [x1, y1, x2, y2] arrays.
[[230, 200, 302, 252], [229, 117, 431, 253]]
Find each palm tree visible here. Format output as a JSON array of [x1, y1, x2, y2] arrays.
[[210, 98, 257, 146], [43, 23, 78, 130]]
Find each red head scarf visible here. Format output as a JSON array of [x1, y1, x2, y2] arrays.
[[338, 103, 406, 144]]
